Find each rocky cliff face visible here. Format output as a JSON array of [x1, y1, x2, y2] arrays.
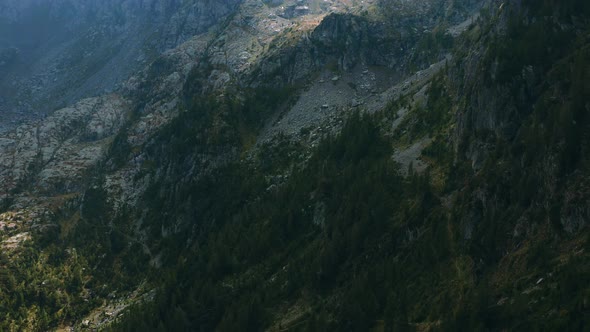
[[246, 0, 479, 87], [446, 1, 590, 238]]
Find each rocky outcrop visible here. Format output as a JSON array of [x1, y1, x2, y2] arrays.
[[247, 0, 482, 87], [0, 95, 128, 197]]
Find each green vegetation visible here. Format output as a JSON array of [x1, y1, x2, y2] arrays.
[[106, 99, 589, 331], [2, 1, 590, 331], [0, 188, 147, 331], [105, 2, 590, 330]]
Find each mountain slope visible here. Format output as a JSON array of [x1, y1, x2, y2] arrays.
[[0, 0, 242, 132], [1, 0, 589, 331], [106, 1, 589, 330]]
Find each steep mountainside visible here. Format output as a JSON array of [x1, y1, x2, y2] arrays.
[[0, 0, 241, 132], [1, 0, 589, 331]]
